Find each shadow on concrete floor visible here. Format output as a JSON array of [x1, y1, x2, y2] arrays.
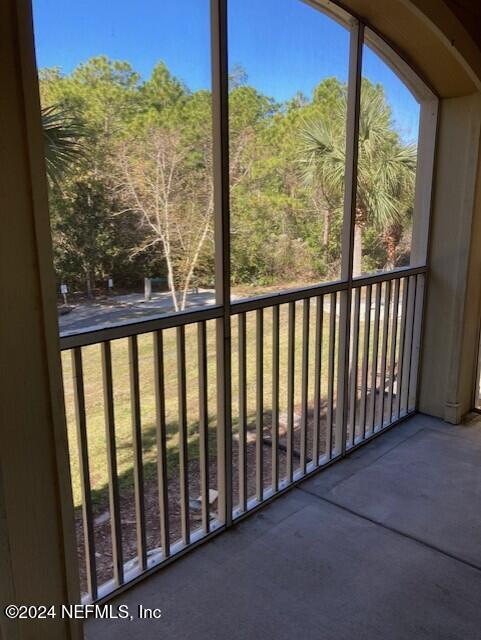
[[86, 413, 481, 640]]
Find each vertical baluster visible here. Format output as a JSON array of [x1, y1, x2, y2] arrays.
[[407, 275, 421, 412], [369, 284, 382, 435], [153, 330, 170, 558], [359, 285, 372, 440], [349, 287, 361, 447], [287, 301, 296, 482], [128, 335, 147, 569], [408, 273, 426, 411], [335, 289, 350, 457], [300, 298, 310, 474], [387, 279, 400, 423], [72, 347, 97, 600], [176, 326, 190, 545], [312, 296, 323, 465], [326, 292, 337, 459], [272, 305, 280, 493], [395, 278, 410, 419], [378, 280, 392, 430], [101, 341, 123, 585], [256, 309, 264, 502], [238, 313, 247, 511], [198, 322, 210, 533], [401, 276, 417, 415]]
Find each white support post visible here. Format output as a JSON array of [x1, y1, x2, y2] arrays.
[[211, 0, 232, 527], [335, 19, 364, 457]]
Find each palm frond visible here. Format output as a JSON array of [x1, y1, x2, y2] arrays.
[[42, 104, 85, 184], [299, 112, 346, 199], [299, 85, 417, 232]]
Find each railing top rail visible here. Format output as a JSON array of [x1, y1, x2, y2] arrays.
[[352, 265, 427, 288], [59, 265, 427, 350], [230, 265, 427, 314], [59, 305, 224, 350], [230, 279, 347, 314]]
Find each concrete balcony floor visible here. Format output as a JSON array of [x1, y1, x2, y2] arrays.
[[86, 413, 481, 640]]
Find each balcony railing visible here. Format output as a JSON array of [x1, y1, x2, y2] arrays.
[[60, 265, 426, 602]]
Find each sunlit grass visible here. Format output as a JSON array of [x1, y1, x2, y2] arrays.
[[63, 284, 403, 508], [63, 300, 340, 506]]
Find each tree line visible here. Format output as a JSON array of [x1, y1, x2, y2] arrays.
[[40, 56, 417, 307]]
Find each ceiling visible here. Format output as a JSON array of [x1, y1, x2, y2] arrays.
[[332, 0, 481, 97], [445, 0, 481, 49]]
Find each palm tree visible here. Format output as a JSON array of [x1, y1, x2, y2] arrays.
[[301, 81, 417, 276], [42, 104, 84, 184]]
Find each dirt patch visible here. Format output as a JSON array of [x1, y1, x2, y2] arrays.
[[75, 405, 330, 593], [75, 389, 387, 597]]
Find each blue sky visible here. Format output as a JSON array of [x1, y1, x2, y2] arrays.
[[32, 0, 419, 142]]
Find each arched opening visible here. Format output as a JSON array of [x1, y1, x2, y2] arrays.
[[5, 2, 481, 639], [28, 0, 441, 602]]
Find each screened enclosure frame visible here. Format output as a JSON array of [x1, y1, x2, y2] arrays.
[[58, 0, 438, 603], [209, 0, 438, 527]]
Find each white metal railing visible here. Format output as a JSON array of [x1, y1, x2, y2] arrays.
[[56, 0, 434, 606], [60, 265, 426, 602]]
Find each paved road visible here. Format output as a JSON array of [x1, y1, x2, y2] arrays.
[[58, 289, 218, 336], [58, 288, 391, 337]]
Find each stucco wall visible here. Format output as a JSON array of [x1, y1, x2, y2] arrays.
[[418, 94, 481, 420]]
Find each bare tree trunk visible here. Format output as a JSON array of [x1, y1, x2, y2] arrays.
[[164, 251, 179, 312], [353, 224, 363, 277], [180, 213, 211, 310], [117, 131, 213, 313], [85, 269, 93, 299], [385, 235, 397, 270], [384, 225, 401, 270], [323, 208, 330, 247], [322, 209, 331, 247]]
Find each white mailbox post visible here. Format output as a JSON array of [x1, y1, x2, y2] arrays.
[[144, 277, 152, 301], [60, 283, 68, 305]]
